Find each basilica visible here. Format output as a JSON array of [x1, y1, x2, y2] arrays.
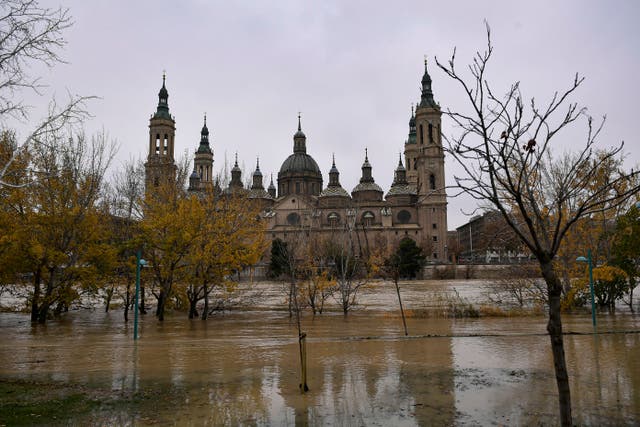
[[144, 62, 448, 262]]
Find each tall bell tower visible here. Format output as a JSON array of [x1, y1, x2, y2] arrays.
[[405, 59, 448, 261], [145, 73, 177, 191]]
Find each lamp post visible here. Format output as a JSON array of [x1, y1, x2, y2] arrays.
[[576, 249, 596, 329], [134, 250, 147, 341]]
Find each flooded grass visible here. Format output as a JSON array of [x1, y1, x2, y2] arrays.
[[1, 379, 104, 426], [0, 378, 195, 426]]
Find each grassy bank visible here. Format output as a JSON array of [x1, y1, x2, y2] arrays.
[[0, 379, 186, 426]]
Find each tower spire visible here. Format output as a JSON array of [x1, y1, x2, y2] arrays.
[[155, 71, 171, 119], [360, 148, 373, 182], [293, 112, 307, 153], [328, 154, 341, 187], [268, 173, 276, 198], [419, 56, 437, 108]]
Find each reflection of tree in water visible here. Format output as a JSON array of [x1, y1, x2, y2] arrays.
[[136, 336, 274, 425], [273, 335, 457, 425], [563, 333, 640, 425], [396, 337, 456, 425], [203, 376, 271, 425]]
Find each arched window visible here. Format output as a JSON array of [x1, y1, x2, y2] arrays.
[[413, 158, 418, 170], [419, 124, 424, 145], [155, 134, 160, 154], [362, 211, 374, 227], [429, 174, 436, 190], [428, 123, 433, 144], [328, 212, 340, 228], [163, 134, 169, 155]]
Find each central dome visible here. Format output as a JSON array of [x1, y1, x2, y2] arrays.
[[277, 115, 323, 197], [279, 152, 321, 175]]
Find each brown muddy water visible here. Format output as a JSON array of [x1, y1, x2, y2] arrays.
[[1, 280, 639, 426]]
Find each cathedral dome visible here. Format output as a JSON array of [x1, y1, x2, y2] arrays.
[[352, 181, 383, 193], [320, 186, 350, 198], [279, 152, 321, 175]]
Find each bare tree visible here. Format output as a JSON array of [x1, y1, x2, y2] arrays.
[[0, 0, 93, 187], [102, 158, 145, 320], [327, 222, 371, 315], [436, 24, 640, 426]]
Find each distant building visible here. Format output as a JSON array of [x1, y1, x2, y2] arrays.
[[145, 62, 448, 261], [455, 211, 529, 263]]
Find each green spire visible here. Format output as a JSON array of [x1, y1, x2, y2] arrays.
[[419, 57, 438, 108], [407, 104, 417, 144], [154, 71, 171, 119], [196, 113, 212, 154]]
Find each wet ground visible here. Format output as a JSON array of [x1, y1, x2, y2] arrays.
[[1, 280, 639, 425]]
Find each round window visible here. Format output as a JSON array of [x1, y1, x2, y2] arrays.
[[287, 212, 301, 225], [397, 210, 411, 224]]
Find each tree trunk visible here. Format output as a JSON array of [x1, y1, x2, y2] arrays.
[[156, 288, 166, 321], [31, 269, 41, 322], [37, 273, 56, 324], [201, 284, 209, 320], [188, 297, 198, 319], [105, 285, 114, 312], [540, 261, 572, 426], [288, 283, 294, 318], [124, 284, 131, 322]]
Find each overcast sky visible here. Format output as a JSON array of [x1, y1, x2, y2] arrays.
[[19, 0, 640, 228]]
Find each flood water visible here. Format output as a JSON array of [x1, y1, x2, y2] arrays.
[[1, 280, 639, 425]]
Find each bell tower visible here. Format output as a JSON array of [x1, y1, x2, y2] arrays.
[[145, 72, 177, 191], [405, 58, 448, 261]]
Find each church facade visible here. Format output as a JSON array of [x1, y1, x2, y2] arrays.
[[145, 62, 448, 262]]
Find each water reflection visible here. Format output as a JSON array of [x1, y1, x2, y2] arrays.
[[1, 281, 639, 425]]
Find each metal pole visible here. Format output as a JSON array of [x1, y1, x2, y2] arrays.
[[587, 249, 597, 329], [134, 249, 141, 340]]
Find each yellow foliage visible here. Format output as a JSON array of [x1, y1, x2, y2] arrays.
[[141, 184, 267, 316], [592, 265, 627, 282]]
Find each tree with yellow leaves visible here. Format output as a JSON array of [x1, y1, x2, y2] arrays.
[[0, 129, 116, 323], [183, 190, 267, 320], [139, 182, 206, 321]]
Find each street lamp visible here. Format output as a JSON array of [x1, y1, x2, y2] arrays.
[[576, 249, 596, 329], [134, 250, 147, 341]]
